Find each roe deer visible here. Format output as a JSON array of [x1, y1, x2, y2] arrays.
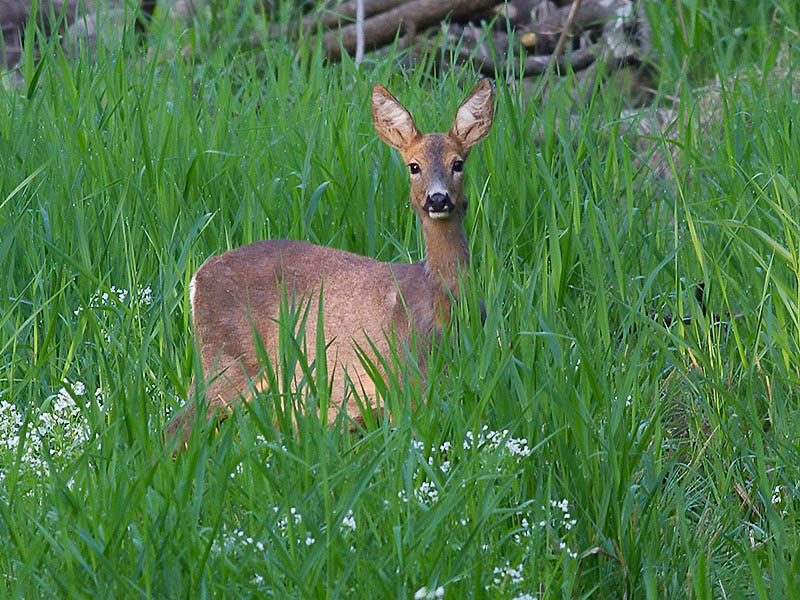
[[166, 79, 495, 445]]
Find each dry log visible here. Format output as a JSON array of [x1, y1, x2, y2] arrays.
[[434, 22, 511, 62], [458, 42, 598, 77], [270, 0, 410, 36], [523, 44, 597, 74], [136, 0, 157, 32], [0, 0, 81, 37], [322, 0, 498, 60], [491, 0, 546, 27], [523, 0, 629, 54], [1, 0, 162, 69], [1, 0, 28, 35], [1, 0, 27, 67], [1, 0, 85, 69]]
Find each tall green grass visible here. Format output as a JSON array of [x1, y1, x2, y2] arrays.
[[0, 0, 799, 597]]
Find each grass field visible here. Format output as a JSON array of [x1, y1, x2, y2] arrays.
[[1, 1, 799, 597]]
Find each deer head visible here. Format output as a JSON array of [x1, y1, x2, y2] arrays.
[[371, 79, 495, 225]]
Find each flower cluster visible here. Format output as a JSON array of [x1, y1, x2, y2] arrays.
[[481, 497, 579, 596], [402, 428, 534, 508], [212, 528, 267, 555], [206, 429, 575, 599], [414, 585, 445, 599], [274, 506, 304, 536], [73, 284, 154, 345], [512, 498, 577, 557], [463, 426, 532, 461], [398, 480, 440, 505], [0, 379, 104, 482], [549, 498, 577, 533], [74, 284, 152, 316], [211, 505, 358, 563], [492, 562, 525, 586], [341, 509, 357, 533]]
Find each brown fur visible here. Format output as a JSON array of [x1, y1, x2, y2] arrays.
[[166, 80, 495, 445]]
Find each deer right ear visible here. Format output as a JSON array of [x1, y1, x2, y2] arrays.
[[449, 79, 495, 150], [372, 84, 421, 151]]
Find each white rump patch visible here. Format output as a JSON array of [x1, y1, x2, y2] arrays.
[[189, 274, 197, 316]]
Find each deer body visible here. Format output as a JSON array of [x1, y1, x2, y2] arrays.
[[167, 80, 495, 443]]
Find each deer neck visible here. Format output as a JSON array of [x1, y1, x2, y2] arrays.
[[421, 217, 470, 324]]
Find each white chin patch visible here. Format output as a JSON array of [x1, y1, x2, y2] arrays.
[[428, 211, 451, 220]]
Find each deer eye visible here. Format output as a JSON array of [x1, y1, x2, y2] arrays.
[[452, 160, 464, 173], [409, 163, 421, 175]]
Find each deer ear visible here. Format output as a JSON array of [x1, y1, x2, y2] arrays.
[[372, 84, 421, 151], [449, 79, 495, 149]]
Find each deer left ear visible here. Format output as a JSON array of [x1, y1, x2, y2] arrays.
[[372, 84, 422, 151], [449, 79, 495, 150]]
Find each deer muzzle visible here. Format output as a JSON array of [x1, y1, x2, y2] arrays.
[[424, 193, 454, 220]]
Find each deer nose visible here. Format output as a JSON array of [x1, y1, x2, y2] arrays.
[[424, 193, 454, 216]]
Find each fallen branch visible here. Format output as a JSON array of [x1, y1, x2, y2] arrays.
[[270, 0, 410, 37], [490, 0, 544, 28], [549, 0, 581, 64], [537, 0, 582, 90], [321, 0, 497, 60], [523, 0, 629, 54], [457, 42, 598, 77]]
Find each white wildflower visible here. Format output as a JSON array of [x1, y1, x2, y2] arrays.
[[491, 562, 524, 586], [414, 480, 439, 504], [415, 586, 445, 600], [463, 427, 532, 462], [341, 510, 356, 533]]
